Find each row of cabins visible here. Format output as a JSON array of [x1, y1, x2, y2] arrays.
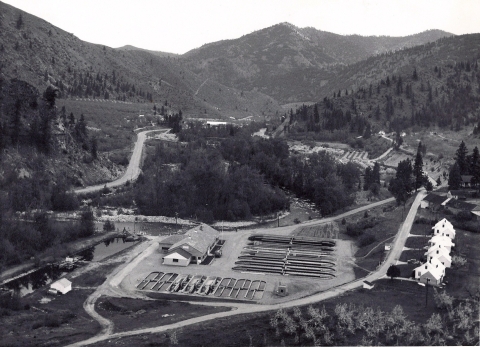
[[414, 219, 455, 286], [158, 224, 219, 266]]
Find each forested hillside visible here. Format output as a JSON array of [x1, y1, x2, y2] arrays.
[[284, 54, 480, 148], [0, 1, 283, 119], [183, 22, 451, 103]]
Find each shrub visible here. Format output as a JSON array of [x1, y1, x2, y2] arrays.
[[455, 210, 473, 222], [341, 218, 346, 225], [346, 224, 363, 237], [359, 234, 376, 247]]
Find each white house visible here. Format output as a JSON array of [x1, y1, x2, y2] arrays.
[[162, 224, 219, 266], [432, 218, 455, 239], [425, 246, 452, 268], [414, 261, 444, 286], [428, 235, 455, 252], [50, 278, 72, 294]]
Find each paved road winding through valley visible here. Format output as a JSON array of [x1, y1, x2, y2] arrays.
[[74, 129, 168, 194]]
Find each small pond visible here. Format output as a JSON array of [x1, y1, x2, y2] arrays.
[[2, 237, 140, 296], [78, 237, 139, 262]]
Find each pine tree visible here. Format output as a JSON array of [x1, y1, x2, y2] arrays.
[[16, 13, 23, 29], [448, 162, 462, 190], [413, 143, 424, 191], [455, 141, 469, 175], [314, 104, 319, 123]]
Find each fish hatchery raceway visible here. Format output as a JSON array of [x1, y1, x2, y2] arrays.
[[120, 226, 356, 305]]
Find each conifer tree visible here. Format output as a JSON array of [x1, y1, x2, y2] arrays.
[[448, 162, 462, 190], [455, 141, 469, 175], [414, 143, 424, 191]]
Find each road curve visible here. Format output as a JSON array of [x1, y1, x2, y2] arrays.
[[68, 191, 425, 346], [74, 129, 168, 195]]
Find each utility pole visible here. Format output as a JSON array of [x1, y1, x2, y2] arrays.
[[425, 278, 430, 307]]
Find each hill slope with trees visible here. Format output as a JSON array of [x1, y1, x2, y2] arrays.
[[0, 1, 282, 119]]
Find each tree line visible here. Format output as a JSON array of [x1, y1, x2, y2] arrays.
[[133, 124, 360, 221]]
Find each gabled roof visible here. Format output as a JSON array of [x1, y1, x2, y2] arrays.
[[427, 257, 446, 273], [428, 235, 454, 247], [445, 199, 478, 211], [168, 224, 218, 257], [164, 247, 192, 260], [51, 278, 71, 289], [414, 262, 444, 281], [449, 190, 466, 197], [159, 234, 187, 246], [432, 218, 453, 230], [425, 246, 451, 260], [423, 193, 448, 205]]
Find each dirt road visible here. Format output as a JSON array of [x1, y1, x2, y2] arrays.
[[74, 129, 168, 194], [67, 192, 425, 346]]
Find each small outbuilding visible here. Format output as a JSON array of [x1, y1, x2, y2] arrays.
[[50, 278, 72, 294], [363, 281, 375, 290]]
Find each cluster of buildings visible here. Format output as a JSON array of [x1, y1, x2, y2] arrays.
[[414, 218, 456, 286], [421, 190, 480, 219]]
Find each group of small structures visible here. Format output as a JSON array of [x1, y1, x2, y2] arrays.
[[414, 218, 455, 286], [137, 272, 266, 301], [233, 234, 337, 278]]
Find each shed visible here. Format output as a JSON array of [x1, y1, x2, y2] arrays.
[[50, 278, 72, 294], [363, 281, 375, 290]]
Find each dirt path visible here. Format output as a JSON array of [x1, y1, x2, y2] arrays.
[[74, 129, 168, 194], [67, 193, 425, 346]]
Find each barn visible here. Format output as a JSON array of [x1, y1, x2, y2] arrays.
[[161, 224, 219, 266]]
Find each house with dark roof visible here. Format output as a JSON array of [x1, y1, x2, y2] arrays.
[[461, 175, 474, 187], [161, 224, 219, 266], [420, 193, 448, 210], [444, 198, 478, 214], [447, 190, 467, 200]]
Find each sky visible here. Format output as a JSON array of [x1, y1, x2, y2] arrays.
[[3, 0, 480, 54]]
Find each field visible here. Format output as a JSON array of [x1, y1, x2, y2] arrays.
[[402, 128, 475, 163], [96, 297, 231, 333], [90, 279, 444, 347], [57, 98, 154, 152], [292, 222, 339, 238]]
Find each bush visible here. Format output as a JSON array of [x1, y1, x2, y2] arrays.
[[341, 218, 346, 225], [455, 210, 473, 222], [359, 234, 376, 247], [346, 224, 363, 237]]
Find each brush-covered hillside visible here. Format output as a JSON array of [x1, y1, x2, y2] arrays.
[[284, 52, 480, 148], [183, 22, 451, 103], [0, 78, 124, 214], [0, 1, 283, 119]]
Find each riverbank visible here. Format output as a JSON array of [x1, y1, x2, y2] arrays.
[[0, 230, 120, 285]]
